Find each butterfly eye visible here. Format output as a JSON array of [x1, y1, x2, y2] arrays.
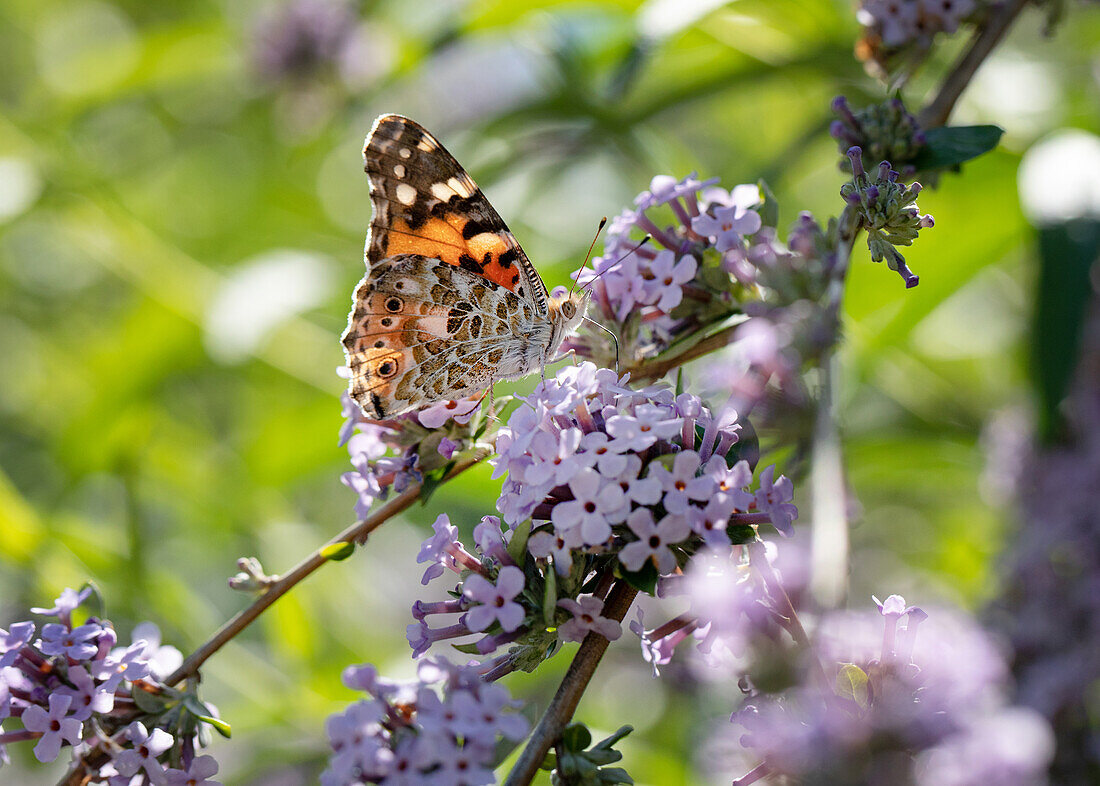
[[561, 301, 576, 319], [384, 296, 404, 313], [376, 359, 399, 378]]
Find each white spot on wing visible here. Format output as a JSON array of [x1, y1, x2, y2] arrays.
[[399, 147, 412, 159], [395, 183, 417, 205], [417, 138, 435, 152], [447, 176, 473, 198], [430, 182, 454, 202], [393, 164, 405, 178]]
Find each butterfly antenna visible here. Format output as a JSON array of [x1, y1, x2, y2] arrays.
[[569, 216, 608, 296], [582, 317, 620, 372], [578, 235, 652, 295]]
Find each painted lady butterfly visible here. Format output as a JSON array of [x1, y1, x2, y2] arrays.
[[342, 114, 590, 419]]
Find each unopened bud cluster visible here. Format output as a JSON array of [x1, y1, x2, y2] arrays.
[[842, 146, 934, 288], [831, 96, 925, 177]]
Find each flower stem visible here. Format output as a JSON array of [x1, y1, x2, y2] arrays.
[[918, 0, 1031, 128], [503, 580, 639, 786]]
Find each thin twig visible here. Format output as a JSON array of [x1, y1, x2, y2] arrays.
[[917, 0, 1031, 129], [503, 581, 639, 786], [627, 322, 743, 382], [165, 448, 489, 686]]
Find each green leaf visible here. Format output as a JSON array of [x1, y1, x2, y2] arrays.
[[508, 519, 532, 565], [618, 560, 658, 595], [1030, 219, 1100, 443], [835, 663, 870, 709], [451, 641, 483, 655], [562, 722, 593, 751], [910, 125, 1004, 172], [130, 685, 169, 714], [319, 541, 355, 561], [756, 179, 779, 229], [542, 565, 558, 626], [198, 715, 232, 738], [598, 767, 635, 784], [727, 524, 757, 545], [419, 461, 456, 504], [592, 725, 634, 751]]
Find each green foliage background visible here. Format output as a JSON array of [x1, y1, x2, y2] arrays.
[[1, 0, 1098, 783]]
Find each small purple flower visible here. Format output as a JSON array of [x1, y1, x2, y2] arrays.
[[92, 641, 151, 693], [462, 566, 526, 633], [550, 467, 627, 546], [523, 428, 584, 487], [692, 203, 762, 252], [557, 596, 622, 643], [37, 622, 102, 661], [58, 665, 114, 721], [417, 397, 481, 429], [416, 514, 461, 585], [578, 431, 630, 477], [528, 526, 585, 576], [21, 693, 83, 763], [164, 755, 222, 786], [0, 621, 34, 667], [704, 456, 755, 511], [640, 250, 697, 312], [619, 508, 691, 574], [31, 586, 92, 624], [606, 403, 682, 451], [113, 722, 174, 785], [649, 450, 714, 514], [437, 436, 459, 460], [611, 456, 663, 507], [754, 465, 798, 536]]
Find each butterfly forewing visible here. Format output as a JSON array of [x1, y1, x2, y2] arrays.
[[362, 114, 548, 312]]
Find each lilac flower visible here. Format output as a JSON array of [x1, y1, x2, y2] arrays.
[[605, 404, 682, 451], [640, 250, 697, 311], [125, 622, 183, 681], [462, 566, 526, 633], [21, 693, 83, 763], [164, 756, 222, 786], [692, 203, 763, 252], [649, 450, 714, 514], [37, 621, 102, 660], [58, 665, 114, 721], [753, 466, 798, 536], [93, 641, 152, 693], [557, 596, 623, 643], [250, 0, 368, 85], [31, 587, 92, 625], [321, 657, 526, 785], [0, 621, 33, 667], [529, 526, 585, 576], [578, 431, 630, 477], [619, 509, 691, 574], [550, 467, 627, 545], [113, 722, 174, 784], [417, 396, 481, 429], [416, 513, 461, 585]]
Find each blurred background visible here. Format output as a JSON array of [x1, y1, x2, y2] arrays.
[[1, 0, 1099, 783]]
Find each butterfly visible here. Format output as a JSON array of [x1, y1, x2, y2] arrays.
[[341, 114, 590, 419]]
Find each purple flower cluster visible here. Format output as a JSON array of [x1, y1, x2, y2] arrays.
[[250, 0, 374, 87], [988, 331, 1100, 781], [321, 658, 528, 786], [857, 0, 979, 50], [409, 363, 797, 673], [0, 588, 220, 783], [566, 174, 765, 366], [725, 593, 1053, 786], [340, 373, 484, 517]]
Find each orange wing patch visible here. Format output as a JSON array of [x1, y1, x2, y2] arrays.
[[362, 114, 547, 312]]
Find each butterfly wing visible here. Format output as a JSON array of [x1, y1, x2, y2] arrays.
[[361, 114, 549, 313], [342, 115, 552, 419], [342, 254, 548, 418]]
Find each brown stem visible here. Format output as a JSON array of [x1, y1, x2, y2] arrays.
[[165, 448, 488, 686], [503, 581, 639, 786], [917, 0, 1031, 129], [626, 322, 743, 382]]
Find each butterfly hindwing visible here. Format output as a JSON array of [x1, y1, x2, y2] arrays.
[[363, 114, 549, 315], [342, 254, 544, 418]]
